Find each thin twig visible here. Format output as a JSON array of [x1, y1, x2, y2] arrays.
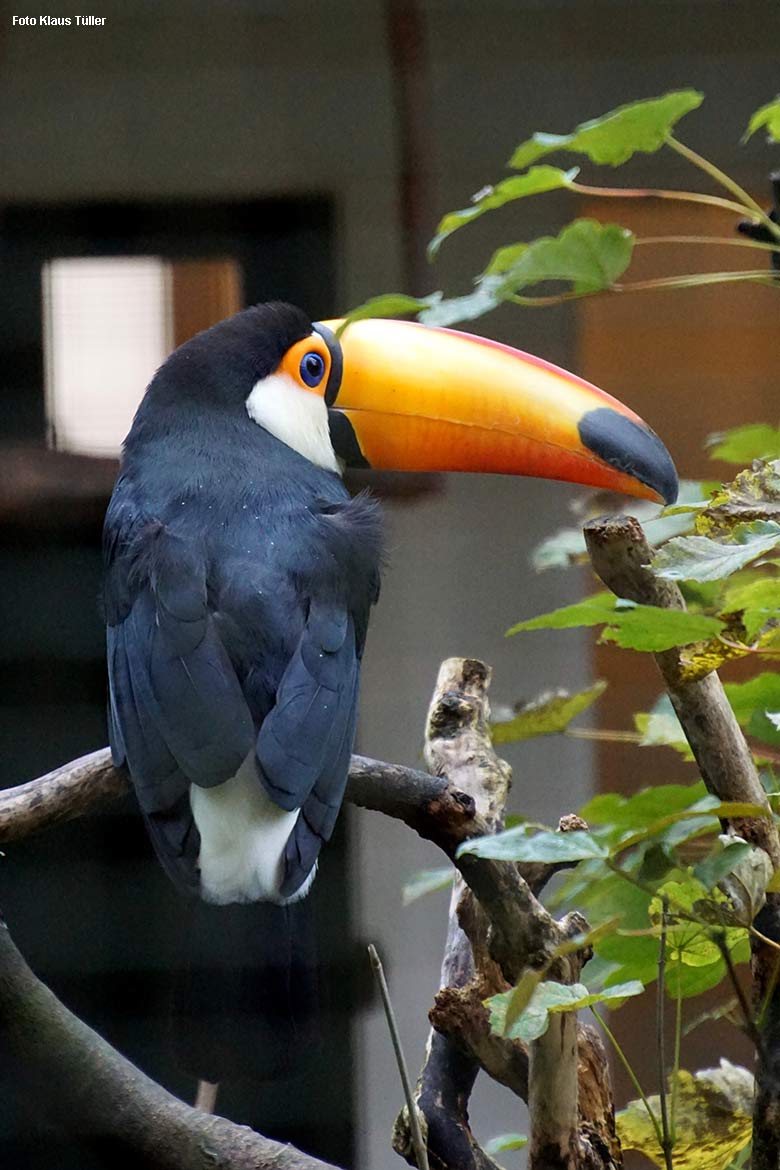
[[592, 1008, 664, 1150], [715, 931, 765, 1061], [656, 897, 674, 1170], [368, 944, 430, 1170]]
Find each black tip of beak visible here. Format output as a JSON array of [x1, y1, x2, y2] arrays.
[[579, 407, 679, 505]]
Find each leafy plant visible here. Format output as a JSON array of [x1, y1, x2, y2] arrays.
[[379, 89, 780, 1169]]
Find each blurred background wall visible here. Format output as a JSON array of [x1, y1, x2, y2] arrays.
[[0, 1, 778, 1167]]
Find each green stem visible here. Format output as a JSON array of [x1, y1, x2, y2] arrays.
[[670, 969, 683, 1144], [571, 180, 753, 220], [510, 269, 775, 307], [614, 270, 776, 293], [665, 135, 780, 243], [635, 234, 780, 256], [657, 898, 674, 1170], [591, 1007, 665, 1151]]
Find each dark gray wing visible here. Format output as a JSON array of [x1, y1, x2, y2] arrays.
[[256, 596, 361, 898], [106, 518, 255, 894]]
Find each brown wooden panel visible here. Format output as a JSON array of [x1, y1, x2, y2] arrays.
[[170, 258, 243, 348]]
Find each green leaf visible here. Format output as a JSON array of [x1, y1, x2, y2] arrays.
[[707, 423, 780, 464], [457, 824, 607, 863], [487, 978, 642, 1042], [507, 591, 724, 651], [653, 521, 780, 582], [509, 90, 703, 169], [402, 867, 454, 906], [484, 1133, 528, 1156], [497, 218, 634, 296], [421, 219, 634, 328], [491, 681, 606, 743], [744, 97, 780, 144], [419, 277, 506, 328], [617, 1061, 753, 1170], [721, 577, 780, 641], [581, 780, 706, 831], [694, 841, 753, 892], [531, 480, 708, 572], [338, 292, 442, 334], [428, 166, 579, 257], [634, 695, 694, 761], [725, 672, 780, 746]]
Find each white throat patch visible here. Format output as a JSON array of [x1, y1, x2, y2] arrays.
[[246, 371, 340, 473]]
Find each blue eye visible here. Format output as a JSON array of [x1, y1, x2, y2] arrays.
[[300, 351, 326, 388]]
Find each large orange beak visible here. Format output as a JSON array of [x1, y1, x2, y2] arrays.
[[318, 318, 678, 504]]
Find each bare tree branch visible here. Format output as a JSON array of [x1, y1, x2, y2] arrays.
[[584, 513, 780, 1170], [0, 916, 339, 1170], [392, 659, 621, 1170]]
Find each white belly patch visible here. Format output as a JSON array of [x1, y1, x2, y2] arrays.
[[190, 752, 316, 905]]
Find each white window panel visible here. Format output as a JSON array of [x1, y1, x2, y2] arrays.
[[43, 257, 173, 457]]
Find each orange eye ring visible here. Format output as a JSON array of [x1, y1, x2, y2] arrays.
[[279, 335, 332, 396]]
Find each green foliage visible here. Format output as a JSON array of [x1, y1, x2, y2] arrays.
[[338, 293, 442, 333], [507, 592, 724, 651], [421, 219, 635, 328], [531, 480, 709, 572], [487, 978, 642, 1043], [617, 1061, 753, 1170], [743, 96, 780, 144], [707, 424, 780, 464], [458, 824, 607, 863], [491, 681, 606, 744], [724, 674, 780, 747], [652, 521, 780, 582], [383, 87, 780, 1158], [428, 166, 579, 257], [508, 91, 704, 169]]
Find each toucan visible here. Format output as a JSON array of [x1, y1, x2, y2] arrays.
[[103, 301, 677, 1085]]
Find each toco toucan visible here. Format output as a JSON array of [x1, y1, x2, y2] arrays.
[[103, 301, 677, 1082]]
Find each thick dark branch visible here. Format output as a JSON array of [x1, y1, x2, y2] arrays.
[[584, 513, 780, 1170], [0, 917, 338, 1170]]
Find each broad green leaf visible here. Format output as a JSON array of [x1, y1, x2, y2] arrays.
[[653, 521, 780, 582], [508, 591, 724, 651], [338, 292, 442, 334], [491, 681, 606, 743], [581, 779, 705, 831], [422, 220, 634, 327], [617, 1061, 753, 1170], [721, 577, 780, 642], [487, 978, 642, 1042], [509, 90, 703, 169], [457, 824, 607, 863], [725, 672, 780, 746], [744, 97, 780, 144], [650, 880, 750, 974], [496, 218, 634, 296], [428, 166, 579, 257], [402, 867, 454, 906], [707, 423, 780, 464], [484, 1133, 528, 1156]]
